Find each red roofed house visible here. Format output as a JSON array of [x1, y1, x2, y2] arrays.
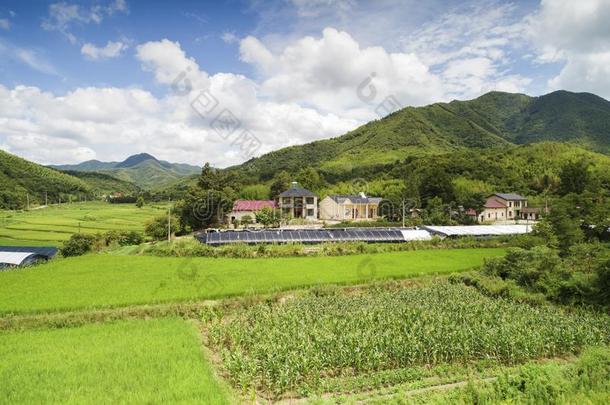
[[471, 193, 529, 223], [228, 200, 277, 224]]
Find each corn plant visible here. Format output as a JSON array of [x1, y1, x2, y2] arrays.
[[207, 283, 610, 397]]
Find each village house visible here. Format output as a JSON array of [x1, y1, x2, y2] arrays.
[[471, 193, 530, 223], [319, 193, 383, 221], [228, 200, 276, 224], [278, 182, 318, 220]]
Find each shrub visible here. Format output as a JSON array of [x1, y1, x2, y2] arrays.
[[145, 215, 179, 241], [104, 230, 144, 246], [60, 233, 98, 257]]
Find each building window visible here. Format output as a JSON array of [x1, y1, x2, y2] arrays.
[[515, 201, 521, 207], [306, 197, 314, 205], [509, 202, 512, 207], [307, 208, 314, 217], [282, 198, 291, 205]]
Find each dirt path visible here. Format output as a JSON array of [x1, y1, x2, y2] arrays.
[[273, 377, 498, 405]]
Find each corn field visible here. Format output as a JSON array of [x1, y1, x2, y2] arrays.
[[207, 283, 610, 397]]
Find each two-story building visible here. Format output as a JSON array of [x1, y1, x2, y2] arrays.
[[278, 182, 318, 220], [473, 193, 529, 223], [319, 193, 383, 221]]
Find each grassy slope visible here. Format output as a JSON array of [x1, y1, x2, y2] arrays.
[[0, 201, 168, 246], [0, 318, 231, 404], [0, 248, 505, 314]]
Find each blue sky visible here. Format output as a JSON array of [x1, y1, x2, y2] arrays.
[[0, 0, 609, 166]]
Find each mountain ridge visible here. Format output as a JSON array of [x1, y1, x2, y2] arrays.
[[229, 90, 610, 181], [51, 153, 201, 189]]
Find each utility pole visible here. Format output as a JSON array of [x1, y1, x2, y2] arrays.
[[167, 198, 172, 242], [402, 199, 406, 228], [26, 193, 29, 211], [45, 191, 48, 207]]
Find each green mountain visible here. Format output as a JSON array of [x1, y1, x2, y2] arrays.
[[62, 171, 141, 196], [233, 90, 610, 180], [0, 149, 92, 209], [51, 154, 201, 189]]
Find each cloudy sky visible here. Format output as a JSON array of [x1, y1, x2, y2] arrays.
[[0, 0, 609, 167]]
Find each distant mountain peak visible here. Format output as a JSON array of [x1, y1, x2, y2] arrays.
[[115, 153, 159, 168]]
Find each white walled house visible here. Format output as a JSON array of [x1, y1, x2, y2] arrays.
[[227, 200, 277, 224], [471, 193, 530, 223], [319, 193, 383, 221]]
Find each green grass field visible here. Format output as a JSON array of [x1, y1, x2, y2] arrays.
[[0, 318, 232, 404], [0, 201, 167, 246], [0, 248, 505, 314]]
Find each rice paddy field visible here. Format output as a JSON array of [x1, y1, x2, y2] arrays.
[[0, 248, 505, 314], [0, 318, 232, 404], [0, 201, 167, 246]]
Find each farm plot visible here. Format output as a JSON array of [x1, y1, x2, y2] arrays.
[[0, 248, 505, 314], [206, 282, 610, 400], [0, 201, 167, 246], [0, 318, 232, 404]]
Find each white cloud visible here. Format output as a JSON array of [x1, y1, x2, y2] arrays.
[[0, 40, 58, 75], [221, 32, 239, 44], [81, 41, 127, 60], [240, 27, 443, 119], [0, 39, 357, 166], [41, 0, 129, 44], [527, 0, 610, 98], [0, 19, 9, 30]]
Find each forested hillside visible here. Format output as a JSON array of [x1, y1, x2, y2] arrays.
[[232, 90, 610, 181], [0, 149, 91, 209]]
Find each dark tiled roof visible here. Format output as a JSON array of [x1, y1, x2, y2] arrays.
[[328, 195, 383, 204], [493, 193, 527, 201], [279, 184, 317, 197]]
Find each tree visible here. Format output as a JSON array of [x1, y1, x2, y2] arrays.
[[241, 215, 253, 227], [460, 191, 486, 217], [145, 214, 179, 241], [255, 207, 280, 228], [176, 188, 231, 232], [532, 218, 559, 248], [558, 160, 590, 195], [422, 197, 453, 225], [270, 171, 291, 199], [135, 196, 145, 208], [198, 162, 225, 191], [547, 201, 584, 254], [296, 167, 324, 191], [418, 167, 454, 205], [60, 233, 98, 257]]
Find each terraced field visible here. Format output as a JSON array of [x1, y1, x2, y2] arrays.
[[0, 201, 167, 246]]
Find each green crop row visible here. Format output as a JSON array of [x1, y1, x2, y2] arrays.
[[208, 283, 610, 398]]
